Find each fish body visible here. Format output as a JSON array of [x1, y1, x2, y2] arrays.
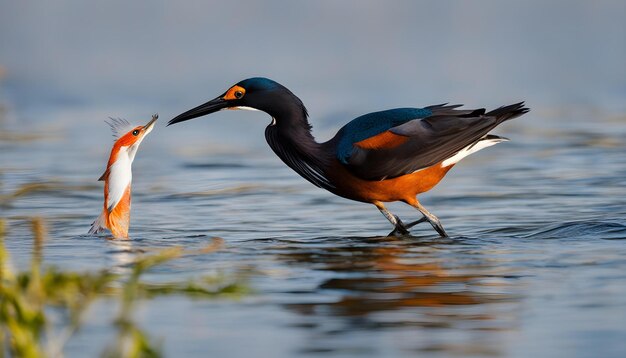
[[89, 115, 157, 238]]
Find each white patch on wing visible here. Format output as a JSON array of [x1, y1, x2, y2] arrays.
[[106, 150, 132, 211], [441, 137, 508, 167]]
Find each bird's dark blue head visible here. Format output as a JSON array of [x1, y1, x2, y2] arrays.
[[168, 77, 307, 126]]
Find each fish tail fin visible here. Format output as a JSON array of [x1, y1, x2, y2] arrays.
[[88, 210, 108, 235]]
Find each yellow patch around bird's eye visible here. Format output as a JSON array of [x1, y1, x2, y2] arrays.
[[224, 85, 246, 100]]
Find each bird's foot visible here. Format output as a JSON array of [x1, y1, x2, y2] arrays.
[[411, 202, 449, 238], [404, 216, 428, 229], [389, 215, 429, 236], [388, 216, 440, 237], [389, 227, 408, 237], [389, 215, 410, 236], [428, 218, 448, 237]]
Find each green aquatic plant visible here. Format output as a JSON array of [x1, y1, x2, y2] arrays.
[[0, 218, 249, 357], [0, 218, 117, 357], [101, 247, 182, 358]]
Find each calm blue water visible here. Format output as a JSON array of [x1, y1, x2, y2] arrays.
[[1, 1, 626, 357]]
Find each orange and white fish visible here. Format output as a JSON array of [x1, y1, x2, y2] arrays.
[[89, 114, 157, 238]]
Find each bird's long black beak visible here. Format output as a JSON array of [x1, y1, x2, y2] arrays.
[[167, 96, 229, 126]]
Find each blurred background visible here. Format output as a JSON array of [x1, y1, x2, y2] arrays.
[[1, 1, 625, 357], [1, 0, 624, 121], [1, 0, 624, 172]]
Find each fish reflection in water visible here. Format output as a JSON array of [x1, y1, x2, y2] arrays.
[[273, 236, 522, 355], [104, 237, 143, 275]]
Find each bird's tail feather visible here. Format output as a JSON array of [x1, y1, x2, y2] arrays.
[[487, 102, 529, 123], [88, 211, 108, 235]]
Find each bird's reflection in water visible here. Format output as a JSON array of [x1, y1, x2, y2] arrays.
[[273, 236, 522, 356]]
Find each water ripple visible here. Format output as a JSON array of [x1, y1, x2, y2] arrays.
[[524, 221, 626, 240]]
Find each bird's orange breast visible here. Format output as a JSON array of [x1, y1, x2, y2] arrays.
[[326, 160, 454, 205]]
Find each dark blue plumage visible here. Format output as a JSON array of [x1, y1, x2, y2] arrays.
[[238, 77, 281, 92], [335, 108, 433, 164]]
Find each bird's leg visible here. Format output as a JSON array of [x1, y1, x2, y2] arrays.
[[411, 201, 448, 237], [403, 216, 429, 229], [374, 201, 410, 236]]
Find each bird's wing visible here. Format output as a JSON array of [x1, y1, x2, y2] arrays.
[[335, 107, 434, 164], [338, 103, 528, 180]]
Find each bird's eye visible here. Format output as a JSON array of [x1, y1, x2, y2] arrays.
[[234, 91, 244, 99], [132, 129, 140, 136]]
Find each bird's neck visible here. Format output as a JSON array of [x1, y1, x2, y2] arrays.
[[265, 111, 334, 190], [275, 111, 318, 150]]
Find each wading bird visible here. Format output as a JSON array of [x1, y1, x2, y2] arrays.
[[168, 78, 528, 236], [89, 115, 157, 238]]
